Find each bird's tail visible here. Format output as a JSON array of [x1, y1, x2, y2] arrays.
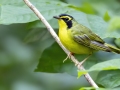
[[105, 43, 120, 54]]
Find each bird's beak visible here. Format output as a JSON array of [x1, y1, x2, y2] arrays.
[[53, 16, 60, 19]]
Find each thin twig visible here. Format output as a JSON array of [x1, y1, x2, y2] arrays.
[[23, 0, 99, 88]]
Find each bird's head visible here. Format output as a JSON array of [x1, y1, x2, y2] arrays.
[[53, 14, 77, 29]]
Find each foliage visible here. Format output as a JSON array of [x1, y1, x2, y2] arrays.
[[0, 0, 120, 90]]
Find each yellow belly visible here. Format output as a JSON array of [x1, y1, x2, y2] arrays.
[[59, 28, 93, 54]]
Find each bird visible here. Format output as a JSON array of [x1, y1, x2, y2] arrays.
[[53, 14, 120, 65]]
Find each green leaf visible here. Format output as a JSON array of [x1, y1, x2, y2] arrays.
[[115, 39, 120, 48], [0, 0, 73, 24], [103, 11, 111, 22], [78, 59, 120, 78], [0, 5, 36, 24], [108, 17, 120, 31], [27, 19, 58, 29], [80, 87, 95, 90], [68, 2, 95, 14], [83, 0, 120, 17], [35, 42, 68, 73], [24, 28, 53, 43], [80, 87, 120, 90], [78, 2, 95, 14], [80, 87, 108, 90], [24, 28, 55, 59], [96, 70, 120, 88], [0, 0, 23, 4], [77, 70, 87, 78]]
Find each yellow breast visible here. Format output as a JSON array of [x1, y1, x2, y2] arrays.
[[58, 21, 93, 54]]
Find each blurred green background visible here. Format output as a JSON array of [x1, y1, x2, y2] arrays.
[[0, 0, 120, 90]]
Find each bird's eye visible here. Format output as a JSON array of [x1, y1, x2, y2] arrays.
[[65, 18, 69, 21], [61, 17, 70, 22]]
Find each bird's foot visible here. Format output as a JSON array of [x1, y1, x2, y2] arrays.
[[63, 52, 73, 63], [75, 55, 91, 67]]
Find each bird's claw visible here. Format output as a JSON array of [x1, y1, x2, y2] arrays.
[[63, 52, 72, 63], [75, 55, 91, 66], [75, 59, 86, 67]]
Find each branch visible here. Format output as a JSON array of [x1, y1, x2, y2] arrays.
[[23, 0, 99, 88]]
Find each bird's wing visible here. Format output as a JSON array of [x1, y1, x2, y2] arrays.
[[72, 24, 105, 43], [72, 24, 111, 51]]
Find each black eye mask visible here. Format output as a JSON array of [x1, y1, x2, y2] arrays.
[[62, 18, 72, 29]]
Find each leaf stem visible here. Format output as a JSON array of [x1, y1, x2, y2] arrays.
[[23, 0, 99, 88]]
